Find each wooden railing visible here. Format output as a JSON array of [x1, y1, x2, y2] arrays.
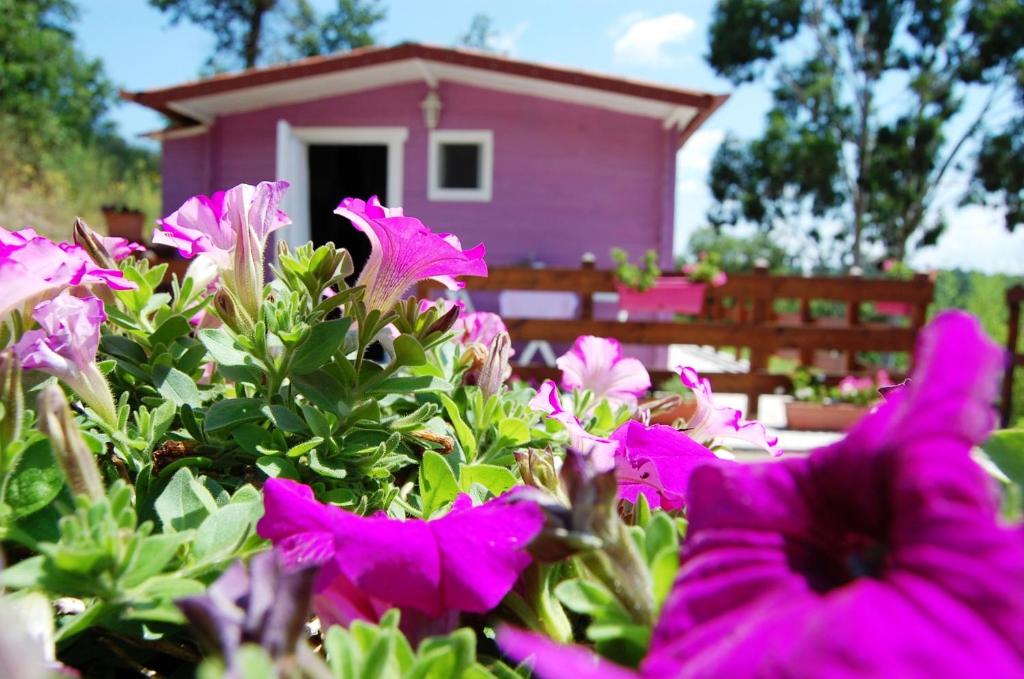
[[1003, 285, 1024, 426], [421, 260, 934, 418]]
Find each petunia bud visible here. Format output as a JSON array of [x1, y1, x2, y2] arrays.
[[478, 332, 511, 399], [72, 218, 116, 270], [425, 301, 462, 336], [37, 386, 105, 502], [0, 350, 23, 455], [515, 448, 560, 493], [232, 222, 264, 324], [213, 288, 252, 335]]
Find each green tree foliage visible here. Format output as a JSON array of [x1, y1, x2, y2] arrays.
[[705, 0, 1024, 266], [148, 0, 385, 72], [457, 14, 500, 53], [0, 0, 112, 174], [684, 226, 796, 273]]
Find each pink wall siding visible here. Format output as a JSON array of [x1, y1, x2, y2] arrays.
[[161, 81, 676, 267]]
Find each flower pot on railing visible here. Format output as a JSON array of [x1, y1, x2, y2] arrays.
[[874, 301, 912, 317], [784, 401, 871, 431], [101, 205, 145, 241], [616, 278, 707, 315]]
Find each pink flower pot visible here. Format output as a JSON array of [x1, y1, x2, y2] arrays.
[[617, 279, 707, 314], [874, 301, 912, 317]]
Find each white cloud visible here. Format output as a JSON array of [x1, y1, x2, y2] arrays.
[[488, 22, 528, 56], [677, 129, 726, 172], [612, 12, 697, 66], [911, 205, 1024, 274]]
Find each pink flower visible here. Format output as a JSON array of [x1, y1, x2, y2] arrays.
[[529, 380, 616, 468], [98, 236, 144, 262], [258, 478, 543, 641], [14, 294, 116, 424], [154, 181, 290, 322], [334, 197, 487, 312], [454, 311, 508, 347], [556, 336, 651, 409], [0, 227, 136, 318], [609, 420, 720, 512], [677, 366, 780, 456]]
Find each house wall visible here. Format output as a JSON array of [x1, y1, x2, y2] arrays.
[[160, 81, 677, 268]]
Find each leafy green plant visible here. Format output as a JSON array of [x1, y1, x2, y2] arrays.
[[611, 248, 661, 292]]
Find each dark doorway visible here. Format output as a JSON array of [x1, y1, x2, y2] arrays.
[[308, 144, 388, 279]]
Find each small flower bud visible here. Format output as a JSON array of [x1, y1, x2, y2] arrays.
[[72, 218, 116, 270], [232, 224, 264, 323], [478, 332, 511, 399], [0, 350, 23, 453], [426, 302, 462, 336], [37, 386, 105, 502], [213, 288, 252, 335]]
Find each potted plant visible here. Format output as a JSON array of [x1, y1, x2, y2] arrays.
[[785, 367, 891, 431], [101, 203, 146, 241], [614, 249, 726, 315]]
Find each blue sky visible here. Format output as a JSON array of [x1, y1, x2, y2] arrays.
[[76, 1, 1024, 273]]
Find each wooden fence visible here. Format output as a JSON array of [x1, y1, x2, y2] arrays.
[[1003, 285, 1024, 426], [422, 261, 935, 418]]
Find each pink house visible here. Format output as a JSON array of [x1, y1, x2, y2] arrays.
[[125, 43, 726, 269]]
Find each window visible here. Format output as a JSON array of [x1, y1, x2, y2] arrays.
[[428, 130, 493, 201]]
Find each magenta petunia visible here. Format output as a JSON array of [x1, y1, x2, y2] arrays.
[[677, 366, 780, 456], [334, 196, 487, 312], [609, 420, 720, 512], [556, 336, 651, 409], [0, 227, 136, 318], [257, 478, 543, 637], [500, 311, 1024, 678], [13, 294, 116, 424], [155, 181, 290, 321], [98, 235, 145, 262]]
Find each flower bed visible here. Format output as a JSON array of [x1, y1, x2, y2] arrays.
[[0, 183, 1021, 677]]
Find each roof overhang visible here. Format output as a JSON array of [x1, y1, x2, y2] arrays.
[[124, 43, 728, 148]]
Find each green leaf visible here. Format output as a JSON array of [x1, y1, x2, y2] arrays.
[[204, 398, 265, 432], [152, 365, 202, 407], [437, 393, 477, 459], [290, 318, 351, 374], [255, 455, 300, 480], [149, 315, 192, 348], [367, 375, 452, 395], [459, 465, 517, 496], [192, 500, 262, 563], [983, 429, 1024, 488], [262, 405, 308, 434], [644, 512, 678, 563], [154, 468, 217, 532], [197, 328, 251, 366], [286, 436, 324, 458], [5, 440, 63, 518], [308, 450, 349, 480], [120, 532, 192, 588], [554, 579, 616, 616], [100, 335, 148, 365], [392, 335, 426, 366], [292, 370, 348, 414], [419, 451, 459, 517], [496, 417, 530, 446]]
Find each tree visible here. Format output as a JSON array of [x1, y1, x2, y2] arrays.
[[0, 0, 112, 156], [705, 0, 1024, 266], [457, 14, 500, 53], [148, 0, 385, 72]]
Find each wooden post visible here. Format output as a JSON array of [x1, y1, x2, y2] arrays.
[[799, 297, 814, 366], [579, 253, 595, 320], [746, 263, 770, 419], [845, 268, 863, 373], [1003, 286, 1023, 426]]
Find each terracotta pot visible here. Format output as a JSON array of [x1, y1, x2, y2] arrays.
[[102, 208, 145, 241], [785, 401, 871, 431], [649, 398, 697, 426], [617, 279, 707, 314], [874, 301, 912, 317]]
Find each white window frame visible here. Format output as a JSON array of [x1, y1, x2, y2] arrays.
[[427, 129, 493, 202], [275, 121, 408, 251]]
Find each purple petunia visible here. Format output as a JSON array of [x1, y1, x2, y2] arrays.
[[677, 366, 780, 456], [257, 478, 543, 641], [500, 311, 1024, 678], [557, 336, 651, 410], [334, 197, 487, 312]]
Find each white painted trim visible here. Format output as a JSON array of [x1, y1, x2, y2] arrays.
[[171, 59, 694, 123], [413, 58, 437, 88], [427, 129, 493, 202], [275, 122, 407, 251]]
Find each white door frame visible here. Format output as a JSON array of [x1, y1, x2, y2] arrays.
[[275, 121, 408, 251]]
